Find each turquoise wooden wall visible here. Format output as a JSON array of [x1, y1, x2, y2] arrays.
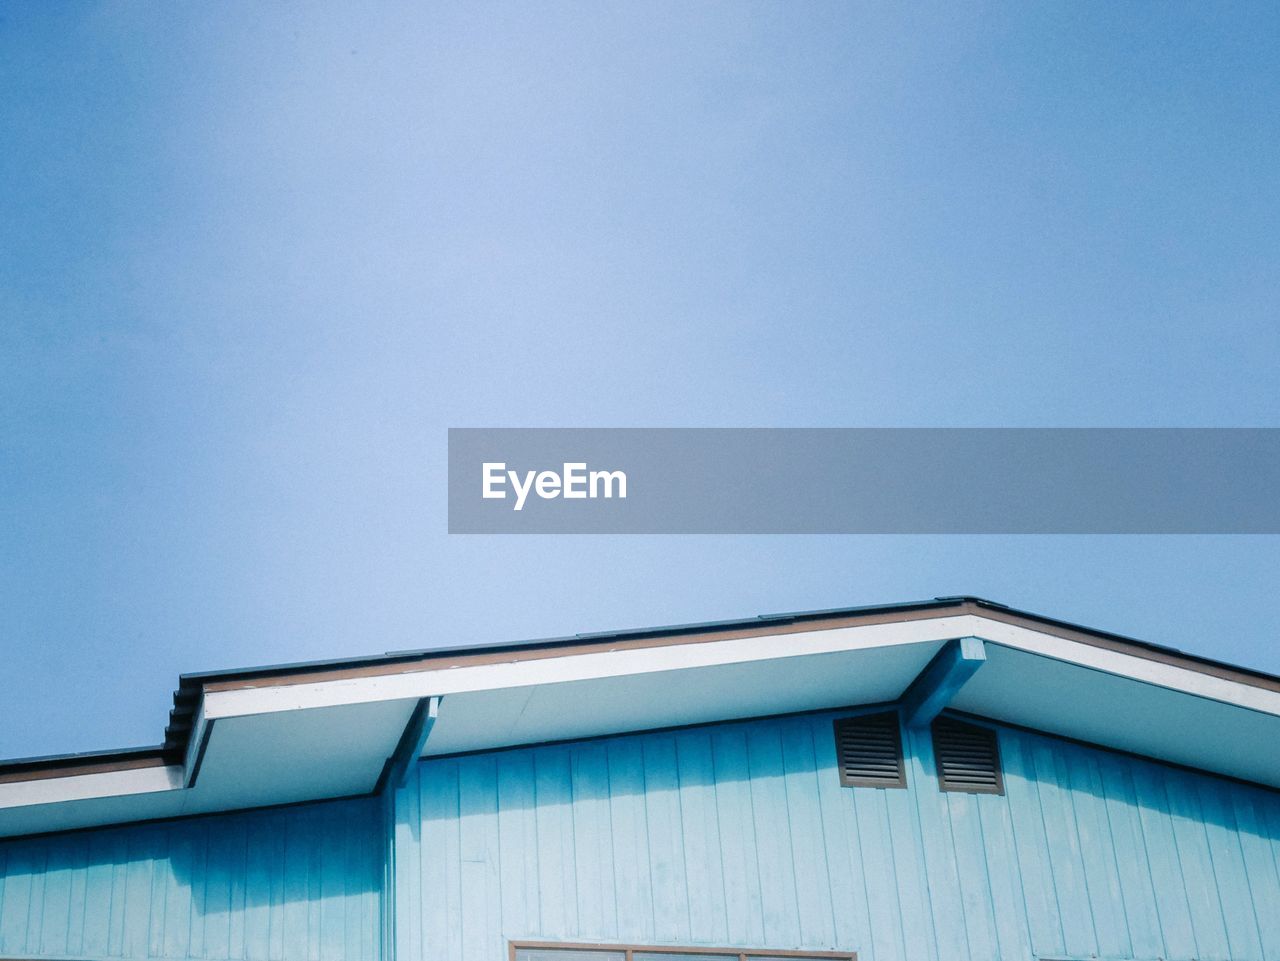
[[0, 796, 382, 961], [394, 710, 1280, 961], [5, 710, 1280, 961]]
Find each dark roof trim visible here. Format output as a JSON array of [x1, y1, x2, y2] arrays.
[[183, 596, 976, 685], [0, 746, 171, 785], [187, 594, 1280, 687]]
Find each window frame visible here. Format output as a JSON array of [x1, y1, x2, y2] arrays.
[[510, 942, 857, 961]]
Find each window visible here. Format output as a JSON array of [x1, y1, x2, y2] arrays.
[[932, 716, 1003, 795], [512, 944, 856, 961], [833, 710, 906, 789]]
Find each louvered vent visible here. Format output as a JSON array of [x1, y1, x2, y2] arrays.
[[834, 711, 906, 788], [932, 716, 1003, 794]]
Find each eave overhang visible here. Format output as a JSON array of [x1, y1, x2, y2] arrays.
[[4, 596, 1280, 839]]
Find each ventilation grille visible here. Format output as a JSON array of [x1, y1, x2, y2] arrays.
[[834, 711, 906, 788], [932, 716, 1003, 794]]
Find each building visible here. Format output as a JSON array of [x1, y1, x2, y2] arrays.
[[2, 596, 1280, 961]]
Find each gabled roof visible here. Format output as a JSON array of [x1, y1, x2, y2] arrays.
[[3, 595, 1280, 839]]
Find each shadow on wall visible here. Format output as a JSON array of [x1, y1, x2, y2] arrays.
[[410, 707, 1280, 837], [0, 795, 383, 961]]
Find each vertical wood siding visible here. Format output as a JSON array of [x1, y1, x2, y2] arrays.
[[0, 796, 382, 961], [395, 712, 1280, 961]]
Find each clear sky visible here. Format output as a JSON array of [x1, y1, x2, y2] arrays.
[[2, 2, 1278, 760]]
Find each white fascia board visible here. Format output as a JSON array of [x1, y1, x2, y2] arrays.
[[967, 616, 1280, 717], [201, 611, 1280, 724], [0, 764, 183, 812], [183, 700, 207, 786], [201, 614, 975, 720]]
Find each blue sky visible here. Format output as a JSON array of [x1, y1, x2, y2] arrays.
[[2, 2, 1278, 759]]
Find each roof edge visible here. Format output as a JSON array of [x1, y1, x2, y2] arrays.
[[10, 595, 1280, 789], [0, 745, 173, 785]]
